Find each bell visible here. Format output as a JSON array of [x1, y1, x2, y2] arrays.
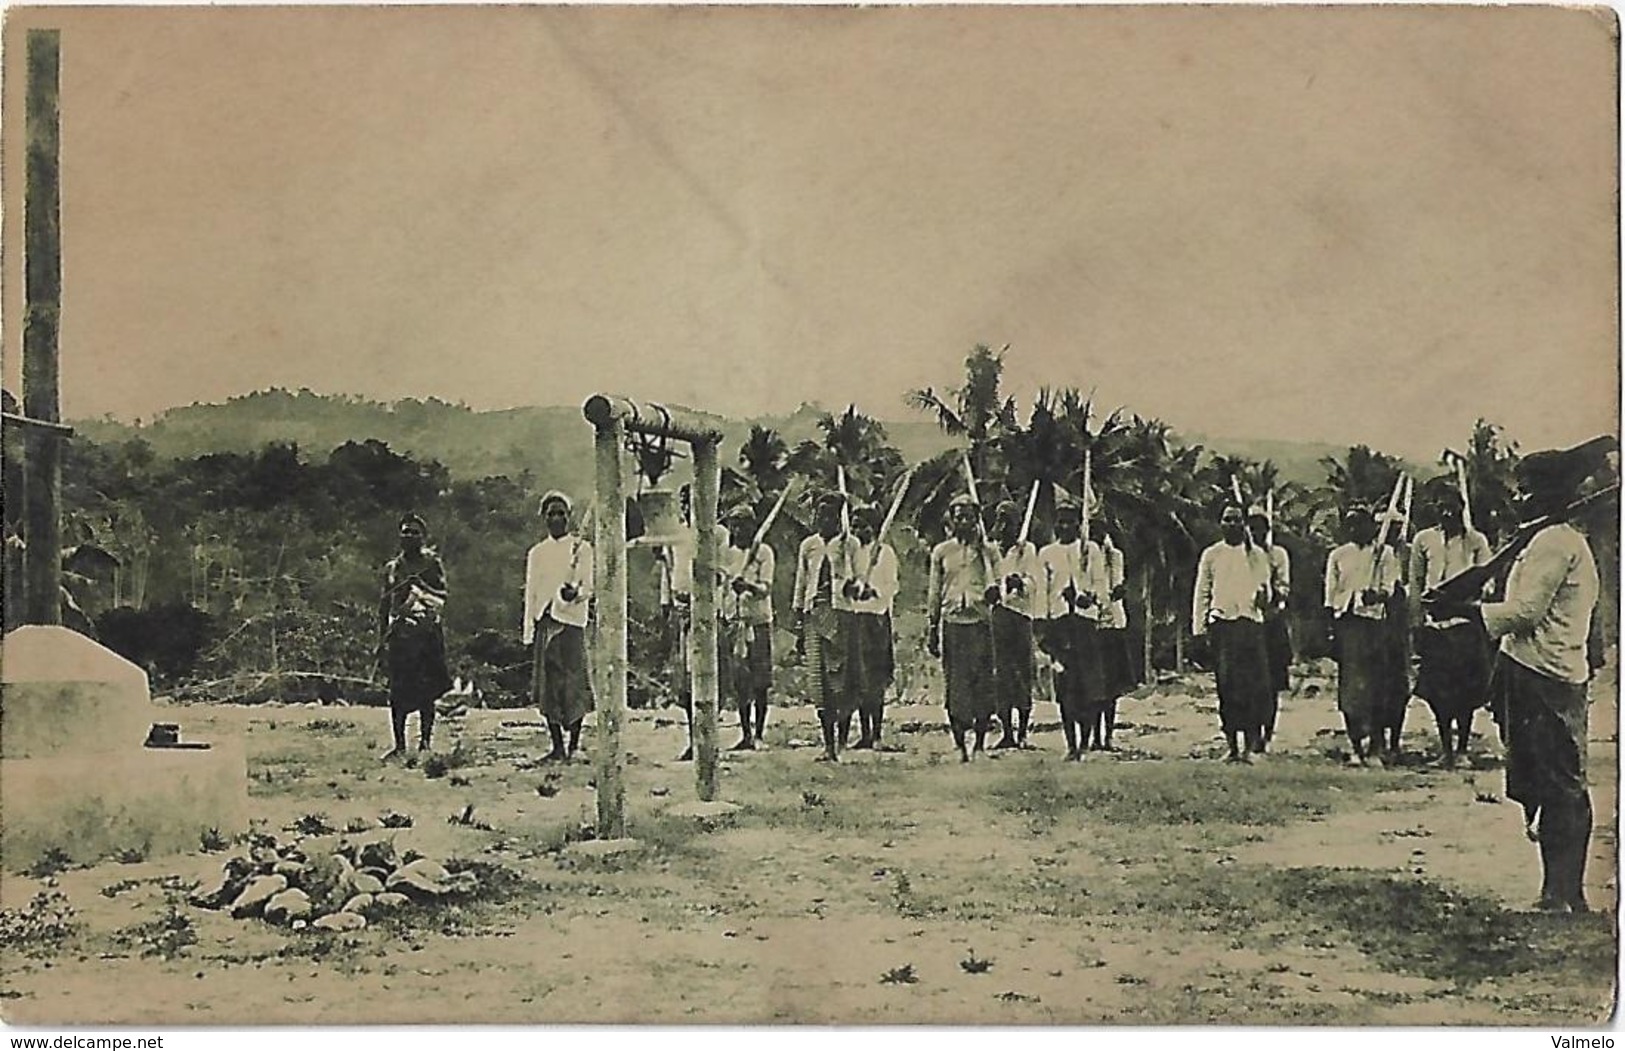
[[629, 487, 685, 547]]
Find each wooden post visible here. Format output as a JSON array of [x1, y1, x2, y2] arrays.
[[588, 412, 628, 839], [690, 440, 721, 802], [22, 29, 62, 626]]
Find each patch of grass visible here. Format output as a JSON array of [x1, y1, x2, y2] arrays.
[[303, 719, 351, 736], [200, 827, 230, 853], [289, 813, 336, 836], [23, 847, 75, 879], [379, 811, 414, 829], [113, 898, 197, 961], [880, 963, 919, 985], [960, 948, 994, 974], [1101, 860, 1616, 990], [0, 891, 78, 956], [633, 813, 717, 863], [990, 759, 1395, 832], [114, 845, 149, 865], [1269, 868, 1617, 987]]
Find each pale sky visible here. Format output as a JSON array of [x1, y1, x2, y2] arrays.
[[1, 5, 1617, 459]]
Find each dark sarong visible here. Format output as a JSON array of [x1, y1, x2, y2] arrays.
[[942, 621, 995, 726], [1415, 623, 1493, 720], [387, 618, 452, 714], [1373, 608, 1411, 732], [1263, 614, 1292, 695], [1489, 653, 1590, 812], [806, 605, 849, 717], [1046, 615, 1107, 723], [532, 616, 594, 727], [1210, 618, 1270, 734], [844, 611, 894, 715], [991, 607, 1035, 714], [1100, 626, 1136, 699], [1334, 615, 1386, 737], [721, 620, 773, 703]]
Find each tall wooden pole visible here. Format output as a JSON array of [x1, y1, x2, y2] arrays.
[[690, 440, 721, 802], [22, 29, 62, 626], [589, 414, 628, 839]]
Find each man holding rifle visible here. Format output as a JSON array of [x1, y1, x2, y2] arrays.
[[1424, 436, 1615, 913], [1324, 504, 1404, 765], [844, 503, 900, 750], [794, 491, 861, 762], [927, 493, 1000, 762], [1246, 503, 1291, 752], [1407, 480, 1492, 767], [992, 495, 1041, 751], [1039, 493, 1112, 760], [720, 502, 777, 751]]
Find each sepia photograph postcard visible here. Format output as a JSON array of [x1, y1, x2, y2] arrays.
[[0, 1, 1618, 1032]]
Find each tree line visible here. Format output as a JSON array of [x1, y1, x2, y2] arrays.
[[7, 345, 1595, 703]]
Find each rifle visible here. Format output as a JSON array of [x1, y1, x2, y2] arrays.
[[742, 478, 799, 575], [861, 466, 915, 585], [1017, 478, 1040, 547], [1442, 449, 1474, 534], [1368, 473, 1406, 589], [959, 452, 996, 582], [1230, 475, 1251, 551], [1423, 483, 1619, 607], [836, 464, 856, 580]]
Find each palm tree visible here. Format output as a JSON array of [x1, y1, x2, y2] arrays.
[[739, 425, 789, 493], [906, 343, 1012, 484], [1317, 445, 1404, 518]]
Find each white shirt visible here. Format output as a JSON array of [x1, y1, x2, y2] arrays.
[[523, 534, 594, 641], [849, 541, 900, 616], [1482, 523, 1598, 685], [995, 540, 1042, 620], [793, 533, 862, 613], [1037, 539, 1111, 621], [720, 542, 776, 625], [1192, 540, 1271, 636], [1407, 525, 1491, 628], [1324, 541, 1404, 621]]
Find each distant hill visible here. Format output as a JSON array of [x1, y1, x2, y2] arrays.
[[71, 389, 1382, 491]]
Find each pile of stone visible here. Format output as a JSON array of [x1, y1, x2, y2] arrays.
[[189, 831, 479, 932]]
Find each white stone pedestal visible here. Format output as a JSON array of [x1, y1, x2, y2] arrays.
[[1, 626, 248, 870]]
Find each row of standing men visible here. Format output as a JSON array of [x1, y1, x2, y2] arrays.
[[383, 479, 1491, 774], [379, 437, 1609, 916]]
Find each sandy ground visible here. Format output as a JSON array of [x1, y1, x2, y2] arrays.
[[0, 658, 1617, 1027]]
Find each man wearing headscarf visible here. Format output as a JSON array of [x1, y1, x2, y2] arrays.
[[1429, 436, 1614, 912], [1407, 481, 1492, 766], [377, 513, 453, 759], [928, 493, 1000, 761], [1324, 506, 1403, 765], [1246, 505, 1292, 751], [794, 491, 861, 761], [524, 491, 595, 761], [1038, 495, 1112, 760], [991, 499, 1041, 750], [1193, 503, 1273, 762], [1089, 518, 1134, 752], [720, 503, 776, 750], [844, 503, 900, 750]]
